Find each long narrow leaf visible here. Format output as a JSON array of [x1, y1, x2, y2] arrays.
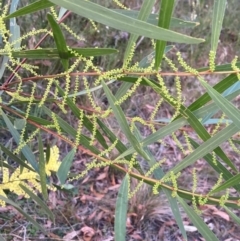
[[0, 143, 34, 172], [0, 48, 118, 59], [133, 125, 187, 240], [224, 206, 240, 225], [1, 111, 38, 171], [116, 45, 173, 114], [211, 0, 227, 52], [200, 79, 240, 130], [123, 0, 155, 64], [57, 148, 76, 185], [115, 85, 240, 160], [9, 0, 20, 49], [5, 0, 54, 19], [176, 190, 239, 209], [113, 10, 198, 28], [114, 175, 129, 241], [47, 13, 69, 70], [185, 108, 236, 171], [190, 139, 240, 192], [115, 117, 187, 160], [211, 174, 240, 194], [54, 83, 108, 149], [102, 81, 151, 161], [188, 74, 239, 112], [19, 184, 54, 221], [0, 195, 47, 234], [155, 0, 175, 69], [200, 82, 240, 124], [177, 196, 219, 241], [43, 106, 101, 155], [118, 75, 238, 113], [138, 45, 173, 69], [164, 123, 237, 177], [199, 62, 240, 72], [49, 0, 204, 44], [38, 133, 48, 200], [143, 77, 236, 171], [0, 159, 14, 171]]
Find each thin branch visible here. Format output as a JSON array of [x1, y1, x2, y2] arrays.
[[2, 10, 72, 88], [0, 103, 238, 207]]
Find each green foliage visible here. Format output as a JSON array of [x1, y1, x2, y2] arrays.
[[0, 0, 240, 240]]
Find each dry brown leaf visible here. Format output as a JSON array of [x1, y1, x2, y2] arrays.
[[96, 210, 104, 220], [48, 190, 57, 209], [82, 175, 91, 184], [99, 206, 112, 213], [49, 232, 62, 239], [80, 194, 87, 203], [203, 204, 218, 212], [44, 220, 52, 229], [28, 30, 36, 49], [108, 184, 120, 190], [102, 238, 113, 241], [80, 194, 96, 202], [110, 173, 116, 186], [13, 237, 20, 241], [128, 212, 138, 218], [158, 223, 165, 239], [184, 225, 198, 232], [90, 184, 105, 199], [63, 230, 81, 240], [165, 220, 176, 226], [81, 226, 95, 241], [200, 205, 229, 220], [0, 207, 10, 212], [126, 217, 132, 227], [96, 172, 107, 180], [88, 210, 98, 221], [145, 104, 155, 110], [130, 233, 143, 240], [212, 210, 230, 221]]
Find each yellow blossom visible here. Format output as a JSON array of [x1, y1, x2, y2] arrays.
[[45, 145, 61, 176]]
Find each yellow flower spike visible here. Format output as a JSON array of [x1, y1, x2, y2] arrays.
[[45, 145, 61, 176], [113, 0, 128, 9], [209, 50, 216, 72], [19, 169, 38, 180], [6, 91, 30, 102], [2, 165, 9, 183], [0, 188, 7, 207]]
